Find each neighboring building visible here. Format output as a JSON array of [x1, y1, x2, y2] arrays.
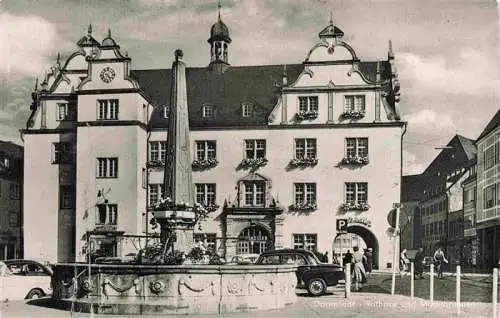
[[415, 135, 476, 256], [21, 12, 405, 268], [0, 141, 23, 260], [475, 110, 500, 269], [400, 174, 422, 251], [461, 161, 478, 267]]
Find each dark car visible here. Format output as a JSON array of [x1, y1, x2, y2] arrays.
[[255, 249, 344, 296]]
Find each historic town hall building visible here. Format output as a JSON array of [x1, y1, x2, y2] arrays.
[[21, 12, 405, 268]]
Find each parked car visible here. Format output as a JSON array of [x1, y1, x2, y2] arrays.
[[255, 249, 344, 296], [228, 253, 260, 265], [0, 259, 53, 301]]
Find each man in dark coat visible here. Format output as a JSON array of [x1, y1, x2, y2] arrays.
[[365, 248, 374, 276], [343, 250, 353, 266], [414, 247, 425, 279]]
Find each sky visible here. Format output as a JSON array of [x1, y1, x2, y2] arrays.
[[0, 0, 498, 175]]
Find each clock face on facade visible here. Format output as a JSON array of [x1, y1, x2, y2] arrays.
[[100, 66, 116, 83]]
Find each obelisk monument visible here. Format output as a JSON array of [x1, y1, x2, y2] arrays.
[[153, 49, 195, 253]]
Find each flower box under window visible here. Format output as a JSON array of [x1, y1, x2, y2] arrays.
[[289, 202, 317, 212], [147, 160, 165, 168], [340, 111, 365, 120], [192, 158, 219, 170], [239, 157, 268, 169], [289, 157, 318, 167], [340, 202, 370, 211], [341, 155, 369, 165], [295, 110, 319, 121]]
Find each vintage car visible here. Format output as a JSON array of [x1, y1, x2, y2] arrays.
[[255, 249, 344, 296], [0, 259, 53, 300], [228, 253, 260, 265]]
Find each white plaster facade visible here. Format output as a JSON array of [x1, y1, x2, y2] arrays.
[[22, 21, 405, 268]]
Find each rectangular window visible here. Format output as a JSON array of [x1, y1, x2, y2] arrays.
[[195, 141, 217, 160], [96, 204, 117, 225], [344, 95, 366, 113], [484, 183, 498, 209], [9, 211, 18, 227], [298, 96, 318, 112], [53, 142, 72, 164], [244, 181, 266, 206], [193, 233, 217, 251], [344, 182, 368, 205], [242, 103, 252, 117], [485, 145, 496, 169], [148, 184, 165, 206], [345, 138, 368, 157], [195, 183, 216, 206], [245, 139, 266, 159], [294, 183, 317, 205], [97, 99, 119, 120], [149, 141, 167, 162], [96, 158, 118, 178], [60, 185, 75, 209], [293, 234, 317, 251], [9, 183, 20, 200], [294, 138, 317, 159], [56, 103, 74, 121], [202, 105, 215, 118]]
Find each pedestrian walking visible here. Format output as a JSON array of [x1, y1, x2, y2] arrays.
[[352, 246, 367, 291], [400, 249, 410, 275], [414, 247, 424, 279], [343, 249, 353, 267], [433, 247, 448, 279]]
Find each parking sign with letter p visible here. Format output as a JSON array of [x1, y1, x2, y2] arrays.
[[336, 219, 347, 232]]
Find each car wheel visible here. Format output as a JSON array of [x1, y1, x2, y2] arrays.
[[307, 278, 326, 296], [26, 288, 44, 299]]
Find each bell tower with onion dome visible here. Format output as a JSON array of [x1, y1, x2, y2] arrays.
[[208, 1, 231, 74]]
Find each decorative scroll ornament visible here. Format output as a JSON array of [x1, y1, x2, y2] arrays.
[[347, 63, 360, 77], [346, 215, 372, 227], [149, 280, 167, 295], [303, 66, 314, 78], [226, 280, 244, 295], [80, 279, 94, 294]]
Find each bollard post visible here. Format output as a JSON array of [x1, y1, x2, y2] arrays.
[[410, 261, 414, 299], [456, 265, 461, 316], [345, 263, 351, 298], [430, 263, 434, 303], [493, 268, 498, 318]]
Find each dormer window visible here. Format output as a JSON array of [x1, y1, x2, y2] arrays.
[[298, 96, 318, 113], [163, 105, 169, 119], [242, 103, 253, 117], [202, 104, 215, 118], [344, 95, 365, 113], [57, 103, 74, 121]]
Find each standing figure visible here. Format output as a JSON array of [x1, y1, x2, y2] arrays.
[[365, 248, 374, 276], [433, 247, 448, 279], [400, 249, 410, 275], [352, 246, 367, 291], [414, 247, 424, 279], [343, 249, 353, 267]]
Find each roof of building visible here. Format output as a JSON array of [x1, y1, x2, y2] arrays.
[[476, 109, 500, 141], [209, 19, 231, 43], [419, 134, 476, 194], [131, 61, 394, 129], [401, 174, 423, 202]]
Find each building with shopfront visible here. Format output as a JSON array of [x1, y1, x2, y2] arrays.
[[21, 11, 405, 268], [0, 141, 23, 260], [475, 110, 500, 268]]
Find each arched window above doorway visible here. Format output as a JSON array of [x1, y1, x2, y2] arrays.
[[236, 225, 271, 255]]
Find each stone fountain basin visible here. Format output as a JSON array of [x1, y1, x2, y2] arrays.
[[51, 263, 298, 315]]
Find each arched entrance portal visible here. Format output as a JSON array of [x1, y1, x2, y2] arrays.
[[333, 225, 379, 269], [236, 225, 271, 255]]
